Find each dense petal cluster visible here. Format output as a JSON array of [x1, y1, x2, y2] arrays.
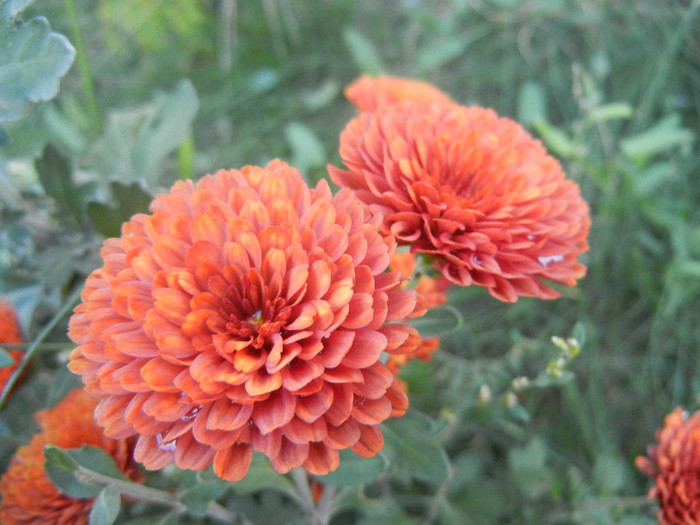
[[329, 95, 590, 302], [345, 74, 454, 112], [0, 388, 141, 525], [636, 408, 700, 524], [386, 252, 449, 374], [0, 299, 24, 393], [68, 160, 422, 481]]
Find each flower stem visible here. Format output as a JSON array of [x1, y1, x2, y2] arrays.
[[74, 466, 238, 523], [63, 0, 102, 135], [0, 286, 83, 411]]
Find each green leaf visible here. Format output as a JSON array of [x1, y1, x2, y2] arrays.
[[533, 121, 580, 159], [587, 102, 633, 122], [45, 445, 102, 498], [0, 14, 75, 121], [342, 28, 384, 75], [593, 452, 627, 494], [0, 347, 16, 368], [67, 445, 130, 481], [517, 81, 548, 127], [621, 113, 695, 162], [507, 437, 549, 498], [35, 144, 89, 222], [1, 0, 35, 17], [416, 39, 469, 74], [87, 181, 153, 238], [381, 409, 450, 485], [45, 445, 130, 499], [408, 304, 462, 338], [315, 449, 388, 487], [178, 480, 229, 518], [131, 79, 199, 186], [284, 121, 326, 177], [89, 486, 121, 525], [231, 453, 296, 497]]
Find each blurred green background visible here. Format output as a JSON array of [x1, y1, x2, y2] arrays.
[[1, 0, 699, 523]]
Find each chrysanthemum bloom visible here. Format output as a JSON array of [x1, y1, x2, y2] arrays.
[[0, 299, 24, 393], [386, 252, 449, 374], [345, 74, 454, 112], [0, 388, 141, 525], [636, 408, 700, 524], [329, 99, 590, 302], [68, 160, 422, 481]]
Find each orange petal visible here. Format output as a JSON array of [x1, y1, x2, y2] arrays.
[[303, 442, 339, 475], [351, 424, 384, 457], [214, 443, 254, 481], [252, 389, 296, 434]]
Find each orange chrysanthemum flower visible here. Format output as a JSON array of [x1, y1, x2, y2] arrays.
[[345, 74, 454, 112], [636, 408, 700, 524], [329, 99, 590, 302], [68, 160, 422, 481], [0, 299, 24, 393], [0, 388, 141, 525], [386, 252, 449, 374]]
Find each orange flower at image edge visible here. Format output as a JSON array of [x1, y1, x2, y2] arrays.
[[329, 82, 590, 302], [0, 299, 24, 393], [636, 408, 700, 524], [68, 160, 423, 481], [0, 389, 141, 525]]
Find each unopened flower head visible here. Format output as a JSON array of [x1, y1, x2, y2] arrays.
[[68, 160, 422, 481]]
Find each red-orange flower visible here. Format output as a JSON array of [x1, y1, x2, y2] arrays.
[[68, 160, 422, 481], [0, 388, 141, 525], [0, 299, 24, 393], [345, 74, 454, 112], [386, 252, 449, 374], [329, 98, 590, 302], [636, 408, 700, 524]]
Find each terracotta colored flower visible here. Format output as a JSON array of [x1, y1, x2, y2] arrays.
[[636, 408, 700, 524], [0, 299, 24, 393], [386, 252, 449, 374], [329, 98, 590, 302], [0, 388, 141, 525], [68, 160, 422, 481], [345, 74, 454, 113]]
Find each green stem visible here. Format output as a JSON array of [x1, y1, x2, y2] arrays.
[[64, 0, 101, 135], [0, 286, 84, 411], [75, 466, 238, 523]]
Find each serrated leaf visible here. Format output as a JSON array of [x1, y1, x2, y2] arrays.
[[284, 121, 326, 176], [131, 79, 199, 186], [381, 409, 450, 485], [0, 347, 16, 367], [178, 481, 229, 518], [315, 449, 388, 487], [231, 453, 296, 497], [89, 486, 121, 525], [0, 15, 75, 121], [342, 28, 384, 75], [408, 304, 462, 338]]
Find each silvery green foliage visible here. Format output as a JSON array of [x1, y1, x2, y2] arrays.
[[0, 0, 76, 121]]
